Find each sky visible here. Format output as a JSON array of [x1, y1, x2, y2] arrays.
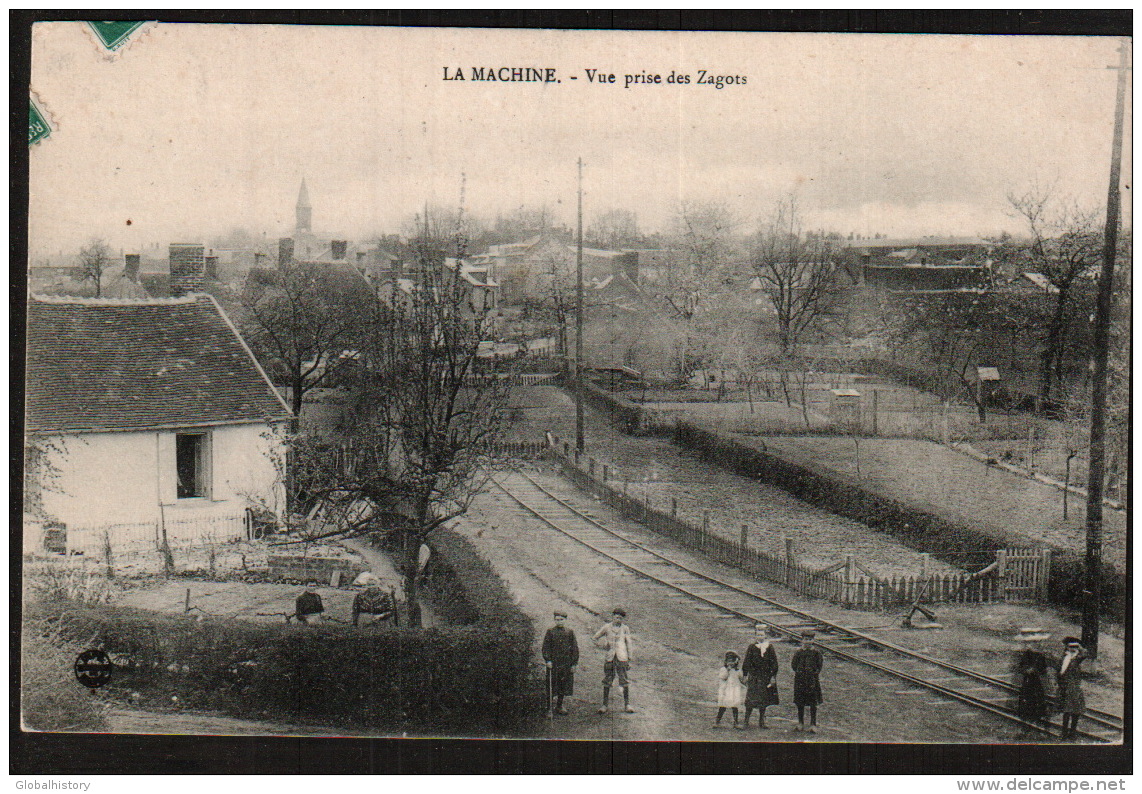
[[28, 24, 1130, 260]]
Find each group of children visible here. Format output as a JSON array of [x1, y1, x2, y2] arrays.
[[717, 624, 824, 732], [543, 609, 825, 734]]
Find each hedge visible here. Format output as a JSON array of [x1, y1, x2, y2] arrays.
[[31, 528, 537, 735], [674, 420, 1125, 619]]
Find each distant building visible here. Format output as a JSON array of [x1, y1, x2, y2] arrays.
[[839, 237, 993, 291], [468, 234, 638, 303], [24, 294, 293, 556]]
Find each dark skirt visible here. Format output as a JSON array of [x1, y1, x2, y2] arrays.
[[1016, 675, 1049, 720], [745, 673, 779, 707], [793, 673, 823, 706], [549, 666, 574, 697]]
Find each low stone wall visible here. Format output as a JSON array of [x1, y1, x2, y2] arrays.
[[267, 554, 368, 585]]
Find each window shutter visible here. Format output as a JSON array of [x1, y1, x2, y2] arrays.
[[157, 432, 176, 504], [207, 430, 219, 500]]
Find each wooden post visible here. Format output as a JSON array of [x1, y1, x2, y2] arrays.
[[671, 497, 677, 517], [995, 549, 1008, 602], [920, 553, 929, 578], [872, 389, 879, 436], [603, 464, 609, 481], [1039, 547, 1052, 602], [785, 536, 795, 587], [644, 494, 650, 521], [740, 524, 748, 548], [844, 555, 856, 607], [185, 588, 191, 613]]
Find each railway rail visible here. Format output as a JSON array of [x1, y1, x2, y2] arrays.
[[489, 468, 1123, 744]]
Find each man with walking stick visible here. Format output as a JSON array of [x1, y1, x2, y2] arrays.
[[542, 609, 579, 715]]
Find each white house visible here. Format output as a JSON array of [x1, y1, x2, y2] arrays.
[[24, 294, 293, 556]]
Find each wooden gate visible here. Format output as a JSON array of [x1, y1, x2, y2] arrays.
[[998, 547, 1051, 602]]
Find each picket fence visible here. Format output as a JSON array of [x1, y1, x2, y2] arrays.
[[545, 433, 1041, 611], [60, 509, 251, 558]]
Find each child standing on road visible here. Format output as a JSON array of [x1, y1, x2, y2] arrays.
[[593, 608, 635, 714], [715, 651, 746, 729], [792, 631, 824, 733]]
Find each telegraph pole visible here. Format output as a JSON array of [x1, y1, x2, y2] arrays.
[[1081, 38, 1129, 658], [575, 158, 585, 451]]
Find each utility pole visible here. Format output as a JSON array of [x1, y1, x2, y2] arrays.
[[575, 158, 585, 451], [1081, 38, 1129, 658]]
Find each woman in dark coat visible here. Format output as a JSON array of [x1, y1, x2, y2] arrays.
[[791, 631, 823, 733], [742, 624, 779, 728], [1057, 637, 1087, 739], [1012, 628, 1053, 723]]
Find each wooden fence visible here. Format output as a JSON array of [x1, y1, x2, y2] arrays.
[[60, 509, 252, 558], [482, 440, 550, 459], [546, 433, 1044, 611]]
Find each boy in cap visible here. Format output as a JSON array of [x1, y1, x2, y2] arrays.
[[593, 607, 635, 713], [1057, 637, 1087, 739], [791, 631, 823, 732], [542, 609, 579, 715]]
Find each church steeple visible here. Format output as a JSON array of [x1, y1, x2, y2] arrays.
[[296, 178, 312, 232]]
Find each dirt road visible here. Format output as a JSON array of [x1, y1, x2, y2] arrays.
[[459, 468, 1056, 743]]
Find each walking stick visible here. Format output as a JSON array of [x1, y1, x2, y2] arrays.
[[545, 664, 554, 719]]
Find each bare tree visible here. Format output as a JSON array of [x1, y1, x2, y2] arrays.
[[658, 201, 741, 382], [240, 262, 376, 426], [1004, 186, 1102, 403], [750, 197, 843, 354], [289, 221, 510, 627], [76, 239, 113, 298], [588, 208, 642, 249]]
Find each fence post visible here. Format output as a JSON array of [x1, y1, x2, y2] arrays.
[[872, 389, 879, 436], [995, 549, 1008, 602], [740, 524, 748, 548], [588, 457, 595, 477], [1038, 547, 1051, 601], [844, 555, 856, 608], [671, 497, 677, 517], [702, 510, 710, 551], [644, 494, 650, 521], [920, 553, 929, 578], [784, 536, 795, 587], [603, 465, 609, 482]]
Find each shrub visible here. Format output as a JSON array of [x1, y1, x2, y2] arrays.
[[21, 616, 110, 732], [30, 528, 537, 734]]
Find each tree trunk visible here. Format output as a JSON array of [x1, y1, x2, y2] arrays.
[[291, 379, 304, 434], [404, 538, 423, 628]]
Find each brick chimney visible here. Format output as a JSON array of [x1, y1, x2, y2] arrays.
[[204, 251, 219, 280], [278, 237, 294, 268], [254, 252, 268, 269], [331, 240, 347, 260], [169, 243, 206, 296], [124, 254, 141, 282]]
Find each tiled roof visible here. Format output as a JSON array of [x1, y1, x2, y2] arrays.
[[26, 294, 292, 433]]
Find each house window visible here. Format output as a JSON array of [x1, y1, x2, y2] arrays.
[[176, 432, 209, 499]]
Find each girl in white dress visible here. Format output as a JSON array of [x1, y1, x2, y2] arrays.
[[715, 651, 747, 729]]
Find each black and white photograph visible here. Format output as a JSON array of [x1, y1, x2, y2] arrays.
[[15, 15, 1131, 774]]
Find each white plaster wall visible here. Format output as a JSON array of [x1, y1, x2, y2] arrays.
[[35, 423, 286, 532]]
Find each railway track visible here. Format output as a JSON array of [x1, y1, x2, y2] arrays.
[[489, 468, 1123, 744]]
